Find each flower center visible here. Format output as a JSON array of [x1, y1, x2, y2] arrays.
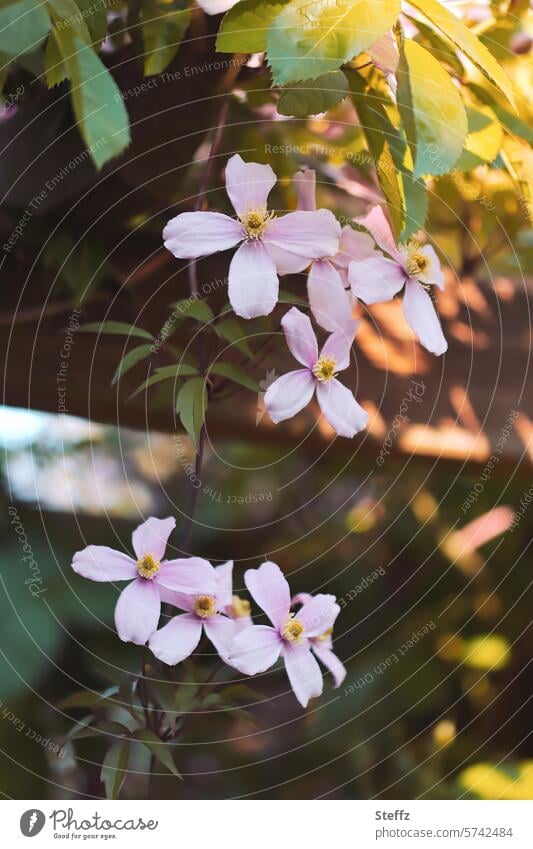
[[281, 616, 305, 643], [193, 594, 217, 618], [312, 355, 337, 382], [404, 247, 430, 278], [241, 208, 273, 240], [137, 553, 160, 580], [230, 595, 251, 618], [314, 627, 334, 643]]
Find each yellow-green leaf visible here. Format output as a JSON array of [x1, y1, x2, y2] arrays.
[[267, 0, 401, 85], [101, 741, 130, 800], [142, 0, 191, 77], [176, 377, 208, 450], [0, 0, 51, 57], [277, 70, 349, 117], [453, 105, 504, 170], [216, 0, 290, 54]]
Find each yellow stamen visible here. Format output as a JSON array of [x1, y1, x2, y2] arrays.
[[404, 243, 430, 278], [193, 594, 217, 618], [137, 553, 160, 580], [281, 617, 305, 643], [241, 208, 274, 240], [312, 355, 337, 382], [315, 627, 334, 643], [230, 595, 251, 618]]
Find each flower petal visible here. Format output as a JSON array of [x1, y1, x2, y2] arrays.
[[316, 378, 368, 438], [333, 226, 377, 270], [369, 31, 399, 74], [196, 0, 238, 13], [292, 592, 313, 607], [348, 256, 406, 305], [230, 624, 282, 674], [225, 154, 277, 217], [244, 561, 291, 628], [157, 588, 195, 612], [157, 556, 217, 595], [294, 168, 317, 211], [163, 211, 243, 259], [72, 546, 137, 582], [148, 613, 203, 665], [265, 242, 313, 275], [264, 369, 315, 424], [132, 516, 175, 560], [421, 244, 445, 290], [265, 210, 341, 260], [320, 319, 359, 371], [228, 241, 279, 319], [357, 205, 401, 260], [280, 306, 318, 367], [204, 614, 237, 664], [298, 594, 340, 637], [403, 279, 448, 356], [312, 644, 347, 688], [308, 260, 354, 333], [115, 578, 161, 645], [282, 642, 323, 708], [214, 560, 234, 610]]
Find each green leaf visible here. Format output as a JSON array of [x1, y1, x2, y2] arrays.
[[400, 173, 428, 240], [59, 686, 119, 709], [409, 0, 516, 108], [76, 0, 108, 45], [142, 0, 192, 76], [170, 298, 214, 323], [469, 83, 532, 144], [45, 30, 69, 87], [216, 0, 290, 53], [45, 0, 92, 87], [214, 317, 255, 359], [0, 0, 51, 57], [267, 0, 401, 85], [500, 137, 533, 224], [452, 105, 503, 171], [101, 741, 130, 800], [130, 363, 199, 398], [112, 344, 153, 385], [134, 729, 182, 779], [176, 377, 208, 450], [277, 71, 349, 117], [396, 39, 467, 178], [210, 362, 260, 393], [79, 321, 154, 341]]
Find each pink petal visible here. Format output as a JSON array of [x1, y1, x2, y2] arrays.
[[280, 306, 318, 367], [298, 594, 340, 637], [265, 242, 313, 275], [214, 560, 234, 610], [225, 154, 277, 217], [264, 369, 315, 424], [148, 613, 203, 665], [333, 226, 377, 269], [292, 592, 313, 607], [72, 546, 137, 582], [320, 319, 359, 371], [196, 0, 238, 13], [312, 644, 347, 688], [357, 206, 401, 260], [316, 378, 368, 438], [115, 578, 161, 645], [244, 561, 291, 628], [294, 169, 317, 211], [369, 31, 399, 74], [157, 556, 217, 595], [204, 614, 237, 664], [158, 588, 195, 612], [265, 210, 341, 261], [421, 245, 445, 289], [403, 279, 448, 356], [230, 624, 282, 674], [228, 241, 279, 319], [132, 516, 175, 560], [282, 642, 323, 708], [308, 259, 353, 333], [348, 256, 406, 304], [163, 211, 243, 258]]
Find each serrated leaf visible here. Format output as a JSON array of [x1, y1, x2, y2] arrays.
[[452, 105, 503, 171], [214, 317, 255, 359], [0, 0, 51, 57], [142, 0, 191, 76], [501, 137, 533, 224], [409, 0, 516, 108], [130, 363, 199, 398], [101, 741, 130, 800], [400, 173, 428, 241], [277, 70, 348, 117], [45, 0, 92, 87], [468, 83, 532, 144], [210, 362, 260, 393], [112, 344, 153, 385], [171, 298, 214, 323], [396, 39, 467, 178], [176, 377, 207, 450], [216, 0, 290, 53], [76, 0, 107, 44], [45, 30, 69, 87], [267, 0, 401, 86], [79, 321, 154, 341], [134, 729, 182, 779]]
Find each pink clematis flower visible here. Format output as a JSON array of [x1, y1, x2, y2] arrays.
[[292, 593, 346, 688], [264, 307, 368, 438], [230, 562, 340, 708], [163, 155, 341, 320], [348, 206, 447, 356], [293, 168, 375, 332], [72, 517, 214, 646], [149, 560, 237, 665]]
